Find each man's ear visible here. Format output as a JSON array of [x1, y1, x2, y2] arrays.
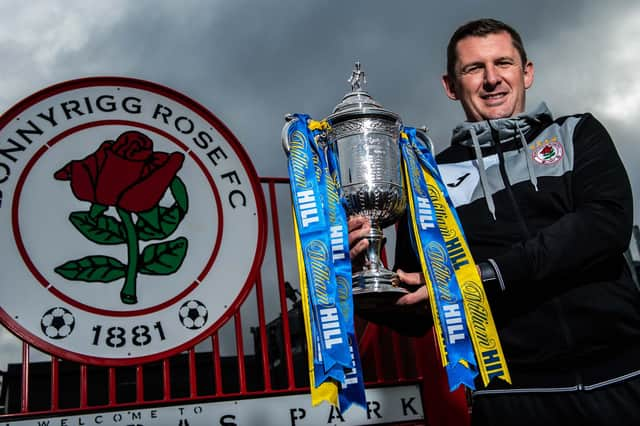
[[523, 60, 534, 89], [442, 74, 458, 100]]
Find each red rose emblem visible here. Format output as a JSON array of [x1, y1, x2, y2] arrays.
[[540, 145, 554, 156], [54, 131, 185, 212]]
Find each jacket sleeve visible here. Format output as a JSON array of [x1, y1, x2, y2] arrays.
[[489, 114, 633, 295]]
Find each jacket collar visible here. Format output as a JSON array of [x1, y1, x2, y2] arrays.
[[450, 102, 553, 147]]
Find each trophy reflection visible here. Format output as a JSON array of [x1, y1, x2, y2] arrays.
[[326, 62, 408, 309]]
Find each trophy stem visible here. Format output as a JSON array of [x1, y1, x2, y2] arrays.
[[352, 223, 407, 310], [364, 226, 385, 274]]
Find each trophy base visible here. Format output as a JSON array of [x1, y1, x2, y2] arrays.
[[352, 270, 408, 313]]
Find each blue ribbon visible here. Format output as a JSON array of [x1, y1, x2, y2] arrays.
[[286, 114, 353, 387], [400, 127, 478, 390]]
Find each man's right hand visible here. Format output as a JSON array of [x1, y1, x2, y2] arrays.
[[348, 216, 370, 272]]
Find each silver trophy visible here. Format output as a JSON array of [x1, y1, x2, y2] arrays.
[[283, 62, 421, 310], [325, 63, 408, 309]]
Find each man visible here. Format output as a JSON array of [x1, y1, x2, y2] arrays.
[[350, 18, 640, 425]]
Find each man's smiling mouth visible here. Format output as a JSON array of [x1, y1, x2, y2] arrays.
[[481, 92, 507, 100]]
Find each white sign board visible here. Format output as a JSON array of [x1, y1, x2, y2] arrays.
[[1, 385, 423, 426]]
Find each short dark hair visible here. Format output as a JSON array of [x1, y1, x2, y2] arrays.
[[446, 18, 528, 78]]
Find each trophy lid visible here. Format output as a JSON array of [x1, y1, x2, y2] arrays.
[[326, 62, 400, 125]]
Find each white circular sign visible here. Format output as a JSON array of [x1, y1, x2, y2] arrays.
[[0, 77, 267, 365]]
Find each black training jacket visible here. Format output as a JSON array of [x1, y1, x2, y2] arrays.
[[393, 103, 640, 393]]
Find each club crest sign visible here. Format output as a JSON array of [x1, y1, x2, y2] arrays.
[[0, 77, 267, 365]]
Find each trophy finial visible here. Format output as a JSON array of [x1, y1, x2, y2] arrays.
[[330, 61, 392, 115], [348, 61, 367, 91]]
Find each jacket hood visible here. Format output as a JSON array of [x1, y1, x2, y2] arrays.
[[451, 102, 554, 147], [448, 103, 553, 220]]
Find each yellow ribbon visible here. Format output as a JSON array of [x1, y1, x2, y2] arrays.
[[293, 209, 339, 406], [308, 119, 331, 132]]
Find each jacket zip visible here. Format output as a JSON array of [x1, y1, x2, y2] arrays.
[[487, 122, 530, 238], [554, 298, 583, 389]]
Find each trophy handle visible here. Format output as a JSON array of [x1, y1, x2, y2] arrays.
[[415, 127, 436, 154], [281, 114, 296, 154]]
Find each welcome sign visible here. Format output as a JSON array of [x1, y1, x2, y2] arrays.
[[0, 77, 267, 365]]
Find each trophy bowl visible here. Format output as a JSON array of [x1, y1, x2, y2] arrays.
[[325, 63, 409, 310]]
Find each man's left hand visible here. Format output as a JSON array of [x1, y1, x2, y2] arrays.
[[395, 269, 428, 305]]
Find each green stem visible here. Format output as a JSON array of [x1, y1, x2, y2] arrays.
[[117, 208, 139, 304]]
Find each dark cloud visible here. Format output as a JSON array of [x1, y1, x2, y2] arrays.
[[29, 0, 635, 171]]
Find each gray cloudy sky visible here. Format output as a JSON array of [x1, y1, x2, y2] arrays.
[[1, 0, 639, 368]]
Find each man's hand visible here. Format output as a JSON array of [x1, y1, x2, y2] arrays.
[[394, 266, 482, 306], [396, 269, 428, 305], [348, 216, 370, 272]]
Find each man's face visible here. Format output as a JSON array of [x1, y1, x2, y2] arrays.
[[442, 31, 534, 122]]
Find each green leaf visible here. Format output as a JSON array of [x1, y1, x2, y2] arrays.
[[134, 177, 188, 241], [55, 256, 125, 282], [170, 177, 188, 213], [69, 212, 125, 244], [137, 206, 161, 230], [139, 237, 188, 275], [89, 204, 108, 219], [136, 206, 184, 241]]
